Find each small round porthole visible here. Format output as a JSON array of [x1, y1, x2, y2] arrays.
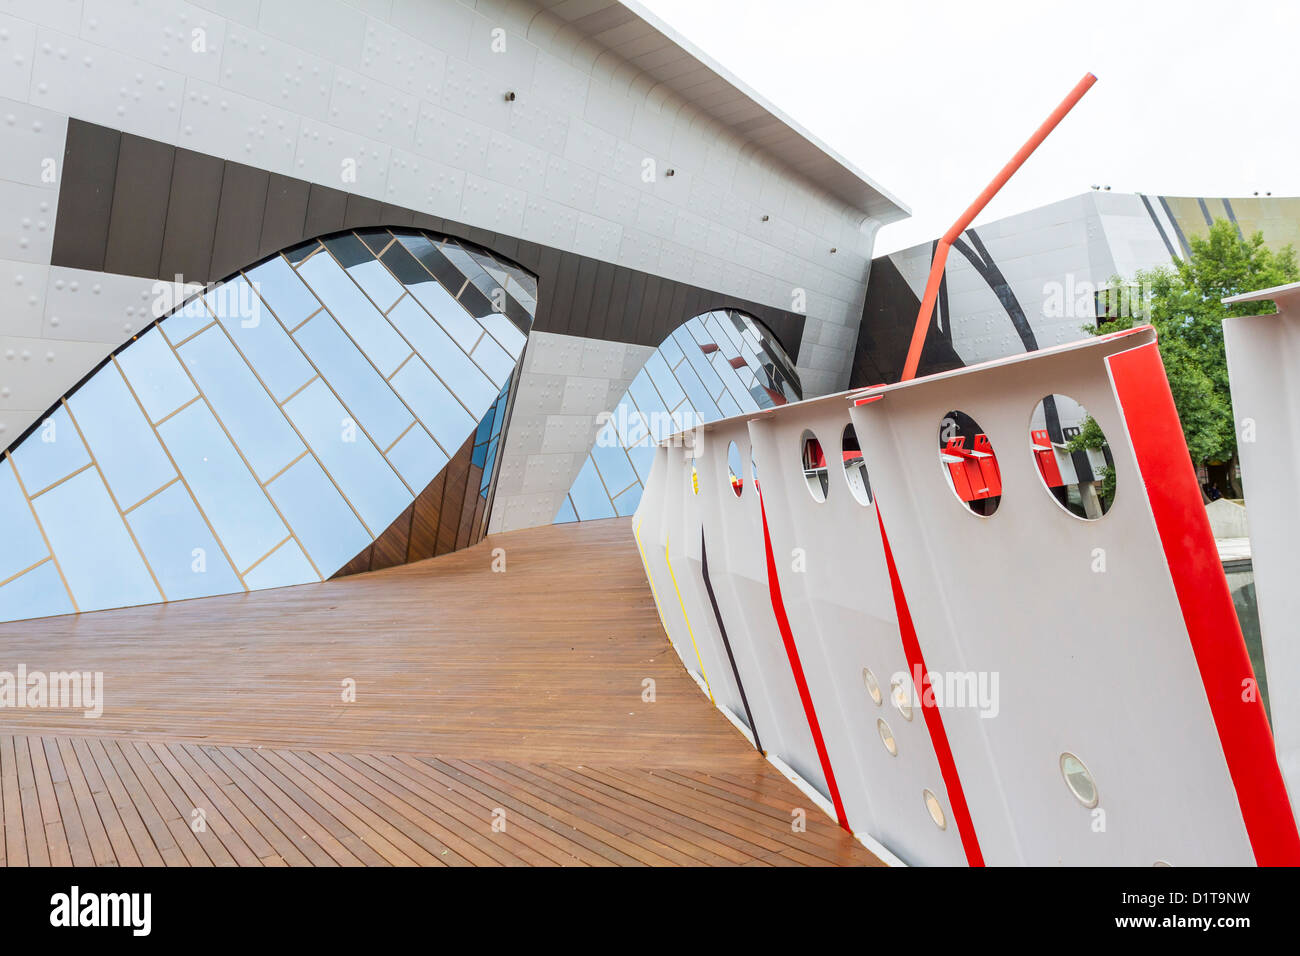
[[689, 457, 699, 495], [800, 429, 829, 502], [1029, 394, 1115, 520], [877, 718, 897, 756], [923, 788, 946, 829], [1059, 752, 1098, 808], [862, 667, 881, 705], [890, 675, 914, 721], [938, 410, 1000, 517], [727, 441, 744, 498], [842, 423, 873, 506]]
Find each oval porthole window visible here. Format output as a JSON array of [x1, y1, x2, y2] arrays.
[[801, 430, 829, 502], [1029, 395, 1115, 519], [690, 456, 699, 495], [751, 452, 760, 489], [842, 424, 873, 506], [862, 667, 881, 705], [923, 789, 947, 829], [890, 675, 914, 721], [877, 718, 898, 756], [1059, 752, 1099, 808], [939, 410, 1000, 516], [727, 441, 744, 497]]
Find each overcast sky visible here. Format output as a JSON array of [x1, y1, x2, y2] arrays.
[[637, 0, 1299, 254]]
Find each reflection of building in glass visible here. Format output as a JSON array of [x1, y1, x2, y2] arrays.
[[555, 310, 801, 522], [0, 229, 533, 623]]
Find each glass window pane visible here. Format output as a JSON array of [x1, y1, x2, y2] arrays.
[[389, 359, 476, 454], [157, 400, 288, 574], [642, 350, 685, 410], [67, 363, 176, 509], [478, 310, 526, 358], [31, 466, 161, 613], [554, 495, 578, 524], [117, 327, 199, 422], [266, 454, 371, 578], [569, 455, 615, 521], [178, 327, 304, 482], [386, 297, 498, 413], [674, 361, 721, 422], [389, 237, 485, 352], [590, 437, 636, 497], [11, 405, 91, 495], [159, 289, 215, 345], [297, 249, 411, 376], [210, 275, 315, 403], [612, 483, 642, 517], [244, 538, 318, 591], [282, 378, 410, 535], [629, 442, 655, 482], [245, 255, 321, 329], [471, 333, 517, 387], [293, 313, 413, 451], [126, 480, 243, 601], [0, 559, 73, 623], [627, 370, 669, 423], [385, 425, 448, 493], [0, 458, 48, 582], [324, 233, 404, 312]]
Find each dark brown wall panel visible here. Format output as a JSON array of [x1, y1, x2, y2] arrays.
[[53, 119, 807, 362], [407, 470, 447, 562], [303, 184, 348, 239], [158, 148, 224, 282], [370, 504, 414, 571], [209, 162, 269, 280], [51, 122, 121, 272], [103, 134, 174, 278], [259, 174, 310, 259]]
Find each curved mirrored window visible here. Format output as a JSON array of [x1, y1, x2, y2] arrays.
[[0, 229, 535, 623], [555, 310, 800, 522]]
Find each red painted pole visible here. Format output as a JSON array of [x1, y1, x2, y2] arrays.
[[899, 72, 1097, 381]]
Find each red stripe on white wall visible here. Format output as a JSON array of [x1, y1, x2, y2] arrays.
[[874, 505, 986, 866], [1108, 340, 1300, 865], [756, 489, 851, 831]]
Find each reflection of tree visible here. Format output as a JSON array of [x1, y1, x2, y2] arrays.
[[1066, 416, 1115, 505]]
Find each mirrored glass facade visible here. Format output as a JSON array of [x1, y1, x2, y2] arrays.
[[555, 309, 800, 522], [0, 230, 535, 623]]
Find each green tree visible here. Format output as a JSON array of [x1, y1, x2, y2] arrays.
[[1090, 218, 1298, 497]]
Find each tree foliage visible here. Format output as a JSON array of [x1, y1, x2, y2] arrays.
[[1090, 218, 1298, 467]]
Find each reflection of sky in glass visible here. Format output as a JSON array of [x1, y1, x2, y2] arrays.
[[556, 310, 800, 523], [0, 229, 534, 623]]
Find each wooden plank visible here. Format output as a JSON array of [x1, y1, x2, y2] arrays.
[[42, 737, 94, 867], [69, 737, 141, 866], [26, 735, 72, 866], [83, 738, 165, 866]]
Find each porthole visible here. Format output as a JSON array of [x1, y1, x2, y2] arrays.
[[801, 429, 829, 502], [890, 674, 914, 721], [877, 718, 897, 756], [727, 440, 744, 498], [1029, 395, 1115, 519], [1059, 752, 1099, 808], [923, 789, 946, 829], [689, 456, 699, 495], [862, 667, 881, 705], [842, 423, 873, 506], [938, 410, 1000, 516]]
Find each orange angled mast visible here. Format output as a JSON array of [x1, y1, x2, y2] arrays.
[[899, 72, 1098, 381]]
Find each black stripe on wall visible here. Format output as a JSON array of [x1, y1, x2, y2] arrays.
[[699, 528, 762, 754], [52, 120, 805, 362]]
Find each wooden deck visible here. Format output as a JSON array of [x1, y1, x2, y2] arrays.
[[0, 518, 880, 867]]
